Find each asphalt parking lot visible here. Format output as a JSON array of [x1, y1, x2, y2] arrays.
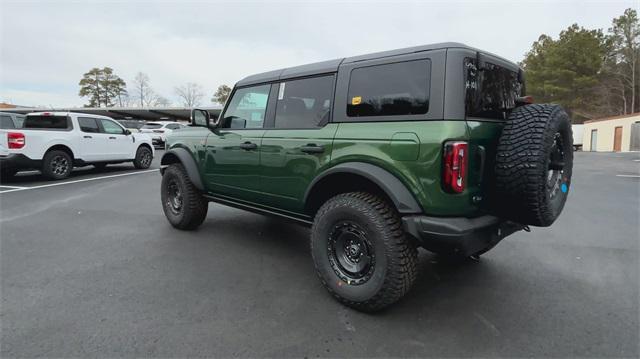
[[1, 151, 638, 357]]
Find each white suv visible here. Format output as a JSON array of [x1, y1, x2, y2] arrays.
[[139, 121, 186, 148], [0, 112, 155, 180]]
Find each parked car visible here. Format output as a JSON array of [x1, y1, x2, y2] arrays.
[[159, 42, 574, 311], [0, 112, 25, 129], [139, 121, 186, 148], [0, 112, 154, 180], [117, 119, 145, 133]]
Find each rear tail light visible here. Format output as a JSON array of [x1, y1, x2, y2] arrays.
[[153, 130, 165, 133], [443, 141, 468, 193], [7, 132, 25, 149]]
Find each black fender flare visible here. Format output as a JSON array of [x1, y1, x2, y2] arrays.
[[304, 162, 422, 214], [160, 148, 205, 191]]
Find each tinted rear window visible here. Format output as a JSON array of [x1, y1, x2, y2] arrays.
[[347, 59, 430, 117], [141, 123, 162, 129], [24, 115, 72, 129], [464, 57, 523, 120]]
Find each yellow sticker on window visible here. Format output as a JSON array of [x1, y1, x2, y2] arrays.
[[351, 96, 362, 105]]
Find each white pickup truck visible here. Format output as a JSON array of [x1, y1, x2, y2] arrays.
[[0, 112, 155, 180]]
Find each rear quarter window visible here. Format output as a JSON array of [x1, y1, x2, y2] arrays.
[[347, 59, 431, 118], [24, 115, 72, 130]]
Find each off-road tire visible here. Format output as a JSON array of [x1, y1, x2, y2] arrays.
[[494, 104, 573, 227], [42, 150, 73, 180], [161, 163, 208, 230], [133, 146, 153, 169], [311, 192, 418, 312]]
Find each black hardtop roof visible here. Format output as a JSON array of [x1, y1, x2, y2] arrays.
[[236, 42, 517, 87]]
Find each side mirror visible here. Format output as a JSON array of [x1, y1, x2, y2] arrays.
[[191, 109, 211, 127], [124, 129, 132, 135]]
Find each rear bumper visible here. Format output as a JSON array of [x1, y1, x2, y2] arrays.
[[0, 153, 39, 171], [402, 214, 525, 256]]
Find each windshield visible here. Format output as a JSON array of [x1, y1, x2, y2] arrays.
[[119, 120, 144, 129], [141, 123, 162, 129]]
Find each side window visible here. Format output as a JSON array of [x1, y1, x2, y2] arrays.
[[99, 119, 125, 134], [166, 124, 180, 130], [78, 117, 100, 133], [221, 84, 270, 129], [0, 115, 15, 129], [275, 75, 334, 129], [347, 59, 431, 117]]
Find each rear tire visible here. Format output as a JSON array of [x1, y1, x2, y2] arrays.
[[311, 192, 418, 312], [161, 163, 208, 230], [42, 150, 72, 180], [494, 104, 573, 227], [133, 146, 153, 169]]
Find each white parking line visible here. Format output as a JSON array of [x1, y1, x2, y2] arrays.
[[0, 169, 158, 194], [616, 174, 640, 178], [0, 185, 27, 189], [633, 159, 640, 162]]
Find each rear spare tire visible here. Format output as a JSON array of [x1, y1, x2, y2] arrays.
[[494, 104, 573, 227]]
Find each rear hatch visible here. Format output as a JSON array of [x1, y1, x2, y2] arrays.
[[462, 56, 524, 209]]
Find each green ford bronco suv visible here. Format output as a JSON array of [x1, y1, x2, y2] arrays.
[[160, 42, 573, 311]]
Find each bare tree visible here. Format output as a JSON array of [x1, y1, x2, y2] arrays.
[[608, 8, 640, 113], [175, 82, 204, 107], [131, 72, 155, 107], [153, 95, 171, 107]]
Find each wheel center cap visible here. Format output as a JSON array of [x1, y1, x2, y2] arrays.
[[348, 244, 360, 257]]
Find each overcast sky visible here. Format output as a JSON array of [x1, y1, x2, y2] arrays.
[[0, 0, 635, 107]]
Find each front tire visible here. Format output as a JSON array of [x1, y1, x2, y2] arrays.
[[42, 150, 72, 180], [311, 192, 418, 312], [161, 163, 208, 230], [133, 146, 153, 169]]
